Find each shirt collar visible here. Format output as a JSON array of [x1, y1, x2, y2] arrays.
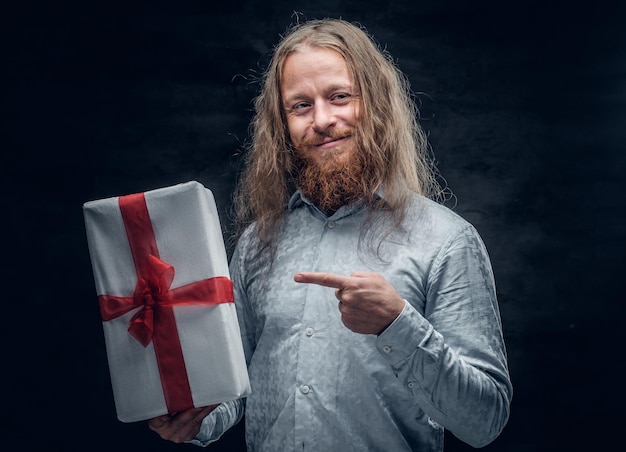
[[287, 189, 308, 211], [287, 188, 386, 219]]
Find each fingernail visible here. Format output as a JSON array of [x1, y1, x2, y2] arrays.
[[294, 274, 302, 282]]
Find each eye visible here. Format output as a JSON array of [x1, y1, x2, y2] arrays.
[[332, 93, 352, 103], [287, 101, 311, 115]]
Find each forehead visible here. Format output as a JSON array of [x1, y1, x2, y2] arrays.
[[280, 47, 353, 97]]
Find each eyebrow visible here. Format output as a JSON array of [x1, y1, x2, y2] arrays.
[[282, 93, 305, 108]]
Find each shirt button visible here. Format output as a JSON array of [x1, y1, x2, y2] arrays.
[[327, 221, 336, 229], [408, 382, 415, 389], [305, 327, 314, 336], [300, 385, 310, 394], [382, 345, 392, 353]]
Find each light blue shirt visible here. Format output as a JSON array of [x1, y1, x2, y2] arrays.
[[192, 191, 512, 451]]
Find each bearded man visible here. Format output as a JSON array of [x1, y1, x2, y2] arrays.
[[150, 18, 512, 451]]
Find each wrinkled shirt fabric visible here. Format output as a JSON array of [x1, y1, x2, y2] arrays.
[[192, 191, 512, 451]]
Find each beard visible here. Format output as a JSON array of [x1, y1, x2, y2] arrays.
[[293, 138, 371, 215]]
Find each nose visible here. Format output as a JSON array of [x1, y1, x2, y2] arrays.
[[312, 102, 336, 133]]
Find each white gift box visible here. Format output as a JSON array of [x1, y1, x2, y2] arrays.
[[83, 181, 250, 422]]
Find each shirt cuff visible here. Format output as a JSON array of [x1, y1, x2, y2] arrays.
[[375, 300, 433, 366], [188, 406, 219, 447]]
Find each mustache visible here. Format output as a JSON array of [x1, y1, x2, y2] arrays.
[[298, 127, 355, 148]]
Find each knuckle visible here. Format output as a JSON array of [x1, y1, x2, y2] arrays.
[[149, 421, 166, 433], [341, 292, 354, 304]]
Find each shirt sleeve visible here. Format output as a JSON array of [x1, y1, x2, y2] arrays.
[[229, 230, 258, 366], [375, 224, 513, 448]]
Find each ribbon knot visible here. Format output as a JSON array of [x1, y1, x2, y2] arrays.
[[127, 254, 175, 347]]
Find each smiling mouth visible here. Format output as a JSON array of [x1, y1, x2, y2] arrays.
[[314, 136, 349, 149]]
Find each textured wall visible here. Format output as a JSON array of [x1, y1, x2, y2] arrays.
[[4, 1, 625, 450]]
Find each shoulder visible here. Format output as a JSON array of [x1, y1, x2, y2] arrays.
[[401, 195, 495, 281], [230, 222, 273, 275], [404, 194, 475, 240], [230, 223, 255, 268]]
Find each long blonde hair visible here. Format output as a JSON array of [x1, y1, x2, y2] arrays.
[[233, 18, 442, 255]]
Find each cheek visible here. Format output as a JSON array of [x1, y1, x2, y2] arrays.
[[286, 118, 306, 145]]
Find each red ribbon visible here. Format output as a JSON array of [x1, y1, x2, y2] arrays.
[[97, 192, 234, 414]]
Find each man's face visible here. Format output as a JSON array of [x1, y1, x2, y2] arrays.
[[281, 47, 360, 169]]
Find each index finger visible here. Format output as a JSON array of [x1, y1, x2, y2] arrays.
[[294, 272, 348, 288]]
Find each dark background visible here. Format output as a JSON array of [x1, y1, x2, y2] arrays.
[[3, 0, 625, 451]]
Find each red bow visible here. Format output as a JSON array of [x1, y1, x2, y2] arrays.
[[99, 254, 233, 348]]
